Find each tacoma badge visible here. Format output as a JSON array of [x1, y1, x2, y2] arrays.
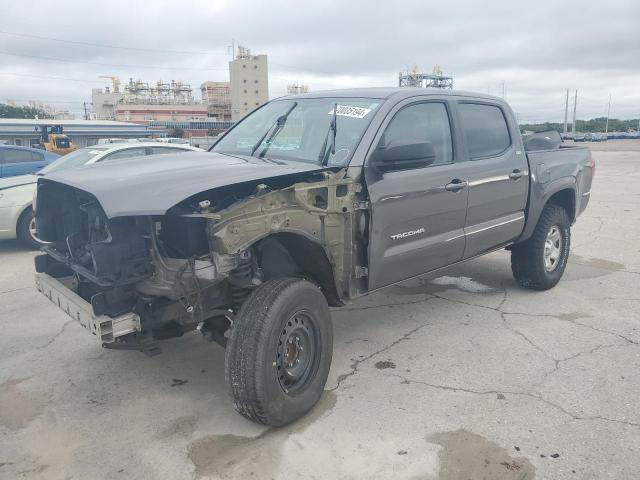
[[390, 227, 425, 241]]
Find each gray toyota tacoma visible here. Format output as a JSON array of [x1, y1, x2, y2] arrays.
[[34, 88, 594, 425]]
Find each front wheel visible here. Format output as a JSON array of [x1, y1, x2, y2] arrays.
[[511, 204, 571, 290], [224, 277, 333, 426]]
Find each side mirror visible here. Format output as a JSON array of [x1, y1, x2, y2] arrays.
[[370, 140, 436, 172]]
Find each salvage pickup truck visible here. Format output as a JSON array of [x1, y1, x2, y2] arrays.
[[34, 88, 594, 426]]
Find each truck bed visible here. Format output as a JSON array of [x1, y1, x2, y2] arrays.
[[521, 144, 593, 241]]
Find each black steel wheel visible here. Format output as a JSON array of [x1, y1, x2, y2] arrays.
[[276, 311, 321, 394], [224, 277, 333, 426]]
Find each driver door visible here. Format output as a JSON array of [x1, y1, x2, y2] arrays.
[[365, 99, 469, 290]]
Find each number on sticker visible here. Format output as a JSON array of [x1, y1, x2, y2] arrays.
[[328, 105, 372, 119]]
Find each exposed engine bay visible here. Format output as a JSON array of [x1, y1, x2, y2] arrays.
[[34, 169, 369, 353]]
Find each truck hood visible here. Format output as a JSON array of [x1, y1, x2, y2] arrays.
[[41, 151, 328, 218]]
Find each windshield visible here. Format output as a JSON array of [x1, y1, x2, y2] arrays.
[[212, 98, 382, 166], [39, 146, 109, 175]]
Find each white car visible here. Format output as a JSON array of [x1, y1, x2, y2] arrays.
[[0, 142, 201, 248]]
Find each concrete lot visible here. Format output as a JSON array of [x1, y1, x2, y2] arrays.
[[1, 144, 639, 480]]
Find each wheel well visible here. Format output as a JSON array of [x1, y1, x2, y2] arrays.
[[547, 189, 575, 222], [256, 233, 341, 306]]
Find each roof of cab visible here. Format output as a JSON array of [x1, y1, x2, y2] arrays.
[[275, 87, 504, 103]]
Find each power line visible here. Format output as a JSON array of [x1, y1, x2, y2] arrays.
[[4, 98, 87, 104], [0, 50, 228, 71], [0, 29, 228, 56], [0, 30, 350, 77], [270, 62, 345, 77], [0, 72, 105, 84]]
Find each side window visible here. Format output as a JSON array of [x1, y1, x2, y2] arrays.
[[458, 103, 511, 159], [102, 147, 148, 161], [31, 151, 44, 162], [150, 147, 189, 155], [382, 102, 453, 166], [3, 149, 36, 164]]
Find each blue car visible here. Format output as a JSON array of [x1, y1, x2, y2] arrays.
[[0, 145, 59, 178]]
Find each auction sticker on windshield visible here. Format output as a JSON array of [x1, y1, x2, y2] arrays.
[[329, 105, 372, 119]]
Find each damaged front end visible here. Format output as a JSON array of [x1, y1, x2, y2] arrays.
[[34, 169, 367, 354]]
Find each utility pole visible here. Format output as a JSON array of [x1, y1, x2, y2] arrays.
[[83, 102, 88, 120], [501, 81, 505, 99], [571, 90, 578, 135], [605, 94, 611, 133], [563, 89, 569, 135]]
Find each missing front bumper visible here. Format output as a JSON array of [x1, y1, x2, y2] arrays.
[[35, 272, 141, 344]]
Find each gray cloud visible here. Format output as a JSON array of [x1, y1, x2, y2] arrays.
[[1, 0, 639, 121]]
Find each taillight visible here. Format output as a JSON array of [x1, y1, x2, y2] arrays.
[[590, 157, 596, 177]]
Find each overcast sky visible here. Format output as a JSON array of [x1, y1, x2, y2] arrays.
[[2, 0, 639, 122]]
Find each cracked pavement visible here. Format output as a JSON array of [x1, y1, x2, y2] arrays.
[[1, 146, 639, 479]]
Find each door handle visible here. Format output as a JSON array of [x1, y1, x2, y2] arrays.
[[509, 169, 523, 180], [445, 179, 467, 192]]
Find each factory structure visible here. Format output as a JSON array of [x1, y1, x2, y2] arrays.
[[90, 46, 269, 132], [200, 82, 232, 121], [91, 77, 208, 122], [287, 82, 310, 95], [398, 65, 453, 89]]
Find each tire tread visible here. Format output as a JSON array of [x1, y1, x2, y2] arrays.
[[511, 204, 570, 290], [225, 277, 329, 425]]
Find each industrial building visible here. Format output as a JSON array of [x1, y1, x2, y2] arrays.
[[201, 81, 232, 121], [91, 76, 124, 120], [229, 46, 269, 122], [287, 82, 309, 95], [0, 119, 157, 148], [115, 103, 208, 122], [398, 65, 453, 89], [92, 77, 207, 122], [89, 47, 269, 126]]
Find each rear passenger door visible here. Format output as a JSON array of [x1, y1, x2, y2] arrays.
[[366, 99, 470, 290], [456, 102, 529, 258]]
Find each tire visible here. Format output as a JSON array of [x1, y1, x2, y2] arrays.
[[224, 277, 333, 426], [16, 208, 46, 250], [511, 204, 571, 290]]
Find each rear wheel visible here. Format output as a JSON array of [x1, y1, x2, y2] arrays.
[[224, 277, 333, 426], [511, 204, 571, 290], [16, 208, 46, 250]]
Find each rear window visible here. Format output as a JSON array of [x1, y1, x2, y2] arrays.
[[102, 147, 148, 161], [458, 103, 511, 159], [150, 147, 190, 155]]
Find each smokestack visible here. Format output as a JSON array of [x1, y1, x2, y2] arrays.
[[571, 90, 578, 135], [563, 89, 569, 134]]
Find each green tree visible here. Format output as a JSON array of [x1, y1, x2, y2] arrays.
[[0, 103, 52, 119], [521, 117, 639, 134]]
